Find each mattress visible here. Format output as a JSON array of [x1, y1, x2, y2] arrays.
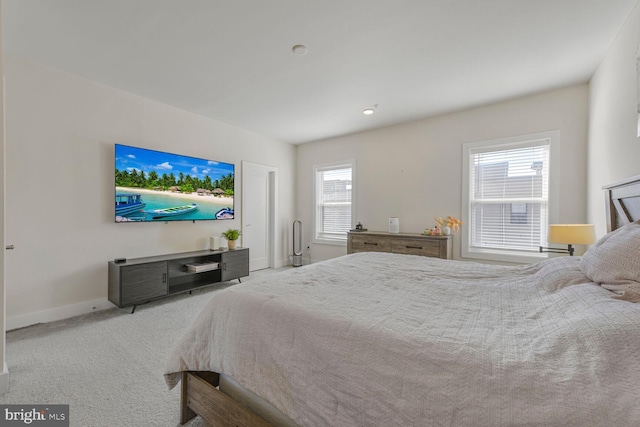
[[166, 252, 640, 426]]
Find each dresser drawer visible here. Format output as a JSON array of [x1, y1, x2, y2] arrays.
[[347, 231, 451, 259], [391, 238, 441, 257], [349, 234, 392, 252]]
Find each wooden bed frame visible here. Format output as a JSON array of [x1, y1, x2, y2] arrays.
[[179, 174, 640, 427], [180, 371, 272, 426], [603, 174, 640, 232]]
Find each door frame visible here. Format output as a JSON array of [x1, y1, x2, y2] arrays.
[[0, 10, 8, 395], [241, 161, 278, 270]]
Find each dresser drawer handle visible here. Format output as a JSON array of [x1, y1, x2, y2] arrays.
[[364, 242, 378, 246], [405, 245, 423, 249]]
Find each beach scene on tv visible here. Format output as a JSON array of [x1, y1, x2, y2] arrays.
[[115, 144, 235, 222]]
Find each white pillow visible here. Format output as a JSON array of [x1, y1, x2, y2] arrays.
[[579, 220, 640, 302]]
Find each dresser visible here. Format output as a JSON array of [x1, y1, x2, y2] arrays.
[[347, 231, 452, 260]]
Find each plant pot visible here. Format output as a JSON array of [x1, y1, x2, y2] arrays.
[[227, 240, 237, 250]]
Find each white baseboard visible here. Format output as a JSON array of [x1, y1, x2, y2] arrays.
[[7, 298, 115, 331], [274, 258, 290, 268], [0, 363, 8, 395]]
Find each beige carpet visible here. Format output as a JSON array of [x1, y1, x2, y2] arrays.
[[0, 267, 289, 427]]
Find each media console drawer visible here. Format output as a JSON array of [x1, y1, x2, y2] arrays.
[[347, 231, 451, 260]]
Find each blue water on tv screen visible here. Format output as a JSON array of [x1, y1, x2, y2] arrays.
[[114, 144, 234, 223]]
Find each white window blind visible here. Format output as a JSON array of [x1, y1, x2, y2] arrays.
[[468, 139, 550, 252], [314, 163, 354, 243]]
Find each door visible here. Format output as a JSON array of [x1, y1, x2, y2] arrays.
[[242, 162, 277, 271], [220, 249, 250, 281], [120, 262, 168, 306]]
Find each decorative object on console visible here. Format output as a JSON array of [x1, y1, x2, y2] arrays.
[[539, 224, 596, 256], [221, 229, 241, 250], [425, 216, 463, 236], [389, 217, 400, 233], [210, 235, 220, 251]]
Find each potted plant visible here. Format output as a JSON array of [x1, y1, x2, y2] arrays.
[[221, 228, 241, 249]]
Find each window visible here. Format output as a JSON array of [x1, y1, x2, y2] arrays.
[[462, 131, 558, 262], [313, 161, 355, 245]]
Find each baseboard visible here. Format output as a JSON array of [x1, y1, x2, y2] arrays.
[[274, 258, 290, 268], [0, 363, 8, 395], [7, 298, 115, 331]]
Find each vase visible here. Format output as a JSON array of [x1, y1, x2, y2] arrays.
[[441, 226, 451, 236], [210, 236, 220, 251], [227, 240, 236, 250]]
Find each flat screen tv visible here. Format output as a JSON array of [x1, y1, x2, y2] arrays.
[[114, 144, 235, 223]]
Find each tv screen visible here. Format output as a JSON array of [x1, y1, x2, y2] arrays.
[[114, 144, 235, 222]]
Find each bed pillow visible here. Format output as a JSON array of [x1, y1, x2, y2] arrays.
[[579, 220, 640, 302]]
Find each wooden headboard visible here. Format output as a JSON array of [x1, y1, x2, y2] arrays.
[[603, 174, 640, 232]]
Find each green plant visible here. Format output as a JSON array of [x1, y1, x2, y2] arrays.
[[221, 228, 241, 241]]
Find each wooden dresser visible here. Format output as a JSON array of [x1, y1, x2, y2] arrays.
[[347, 231, 452, 260]]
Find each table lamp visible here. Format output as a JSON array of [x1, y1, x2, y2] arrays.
[[539, 224, 596, 256]]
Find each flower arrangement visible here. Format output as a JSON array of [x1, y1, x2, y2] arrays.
[[424, 216, 463, 236], [435, 216, 463, 232]]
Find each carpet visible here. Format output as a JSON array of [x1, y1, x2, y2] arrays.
[[0, 268, 287, 426]]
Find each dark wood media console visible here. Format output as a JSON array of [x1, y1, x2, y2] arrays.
[[108, 248, 249, 312]]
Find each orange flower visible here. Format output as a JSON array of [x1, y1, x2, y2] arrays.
[[434, 216, 463, 232]]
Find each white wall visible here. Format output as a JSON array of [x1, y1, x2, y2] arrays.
[[297, 85, 589, 263], [588, 1, 640, 235], [4, 56, 296, 329]]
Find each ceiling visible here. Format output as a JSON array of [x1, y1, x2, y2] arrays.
[[3, 0, 638, 144]]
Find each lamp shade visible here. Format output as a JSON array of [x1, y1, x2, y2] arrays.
[[548, 224, 596, 245]]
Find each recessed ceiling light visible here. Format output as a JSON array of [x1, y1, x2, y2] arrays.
[[363, 104, 379, 115], [292, 44, 308, 55]]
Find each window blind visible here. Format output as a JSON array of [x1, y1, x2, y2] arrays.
[[315, 166, 353, 241], [468, 140, 550, 252]]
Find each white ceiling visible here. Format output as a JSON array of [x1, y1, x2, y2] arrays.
[[3, 0, 638, 144]]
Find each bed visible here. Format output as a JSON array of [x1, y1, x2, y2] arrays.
[[165, 175, 640, 426]]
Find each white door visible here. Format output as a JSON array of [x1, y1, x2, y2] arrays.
[[242, 162, 277, 271]]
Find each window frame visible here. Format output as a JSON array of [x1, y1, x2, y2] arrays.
[[461, 131, 559, 263], [312, 160, 356, 246]]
